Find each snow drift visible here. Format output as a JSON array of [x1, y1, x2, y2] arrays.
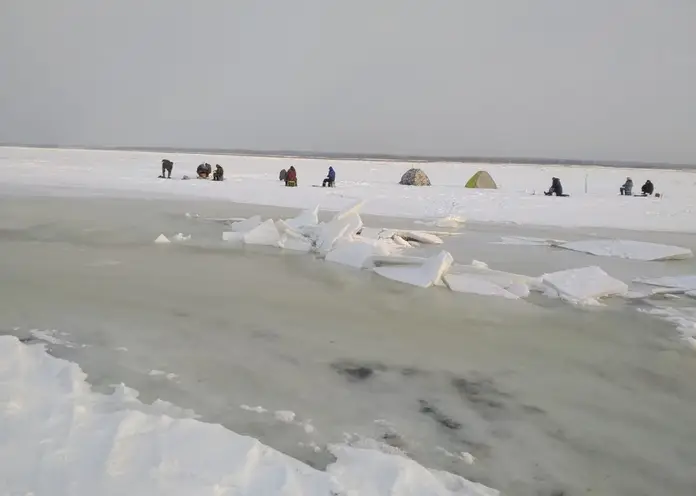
[[0, 336, 497, 496]]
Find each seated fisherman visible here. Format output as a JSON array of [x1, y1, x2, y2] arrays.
[[285, 166, 297, 187], [641, 180, 654, 196], [620, 177, 633, 196], [212, 164, 224, 181], [544, 177, 565, 196], [322, 166, 336, 187]]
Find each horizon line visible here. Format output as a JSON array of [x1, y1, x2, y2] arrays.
[[2, 142, 694, 170]]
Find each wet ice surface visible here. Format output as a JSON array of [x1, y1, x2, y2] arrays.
[[2, 196, 696, 496]]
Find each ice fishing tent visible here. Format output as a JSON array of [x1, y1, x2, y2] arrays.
[[399, 168, 431, 186], [465, 170, 497, 189]]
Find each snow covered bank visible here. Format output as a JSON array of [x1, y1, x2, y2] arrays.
[[0, 336, 498, 496], [2, 146, 696, 232]]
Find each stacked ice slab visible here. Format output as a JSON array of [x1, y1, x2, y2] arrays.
[[214, 201, 635, 304]]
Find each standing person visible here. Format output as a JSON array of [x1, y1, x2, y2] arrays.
[[212, 164, 224, 181], [285, 166, 297, 187], [322, 166, 336, 187], [641, 180, 654, 196], [160, 159, 173, 178], [620, 177, 633, 195]]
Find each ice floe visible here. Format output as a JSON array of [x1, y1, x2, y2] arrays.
[[326, 238, 396, 269], [279, 231, 314, 252], [0, 336, 498, 496], [444, 274, 520, 299], [638, 305, 696, 349], [154, 234, 170, 244], [172, 232, 191, 242], [394, 230, 444, 245], [374, 251, 454, 288], [283, 205, 320, 231], [332, 199, 365, 222], [416, 215, 467, 228], [555, 239, 693, 261], [243, 218, 283, 247], [494, 236, 565, 246], [540, 266, 628, 304], [227, 214, 263, 232], [202, 206, 654, 310], [441, 261, 538, 300], [634, 275, 696, 291], [222, 230, 245, 242]]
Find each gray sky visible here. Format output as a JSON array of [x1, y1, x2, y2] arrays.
[[1, 1, 695, 163]]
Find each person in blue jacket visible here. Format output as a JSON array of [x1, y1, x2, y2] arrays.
[[322, 166, 336, 187]]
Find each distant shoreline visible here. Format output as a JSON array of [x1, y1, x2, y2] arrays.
[[2, 143, 695, 171]]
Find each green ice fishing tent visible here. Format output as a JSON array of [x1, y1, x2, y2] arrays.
[[465, 170, 497, 189]]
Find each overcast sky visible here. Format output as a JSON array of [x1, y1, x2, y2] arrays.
[[1, 1, 694, 163]]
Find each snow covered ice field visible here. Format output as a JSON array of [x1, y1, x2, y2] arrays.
[[2, 147, 696, 495]]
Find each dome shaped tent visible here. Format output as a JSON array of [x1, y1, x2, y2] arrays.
[[399, 168, 431, 186], [465, 170, 497, 189]]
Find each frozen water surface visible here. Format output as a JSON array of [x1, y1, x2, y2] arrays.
[[2, 196, 696, 495]]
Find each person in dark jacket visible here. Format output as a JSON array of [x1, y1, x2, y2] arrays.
[[544, 177, 565, 196], [285, 166, 297, 186], [197, 163, 212, 179], [641, 180, 654, 196], [620, 177, 633, 195], [322, 166, 336, 187], [160, 159, 173, 178], [212, 164, 224, 181]]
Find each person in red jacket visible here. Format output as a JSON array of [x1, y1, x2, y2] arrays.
[[285, 166, 297, 186]]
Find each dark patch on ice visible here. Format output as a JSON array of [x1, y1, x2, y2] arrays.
[[381, 431, 408, 450], [400, 366, 427, 377], [521, 404, 546, 415], [418, 400, 462, 430], [451, 376, 511, 415], [331, 360, 386, 382], [172, 310, 190, 318], [251, 328, 280, 341]]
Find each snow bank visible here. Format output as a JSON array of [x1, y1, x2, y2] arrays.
[[556, 239, 693, 261], [540, 266, 628, 304], [4, 146, 696, 233], [0, 336, 497, 495], [374, 251, 453, 288], [328, 445, 497, 496]]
